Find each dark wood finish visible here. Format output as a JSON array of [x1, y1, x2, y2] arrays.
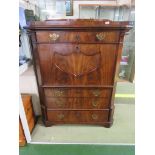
[[26, 19, 132, 30], [44, 88, 112, 98], [26, 19, 131, 127], [45, 97, 110, 109], [46, 110, 109, 123], [36, 31, 120, 43]]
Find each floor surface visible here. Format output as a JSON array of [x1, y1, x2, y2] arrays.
[[31, 104, 135, 144], [20, 144, 135, 155]]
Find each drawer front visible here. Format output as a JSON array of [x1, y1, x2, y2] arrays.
[[36, 31, 119, 43], [47, 110, 109, 123], [46, 97, 110, 109], [44, 88, 112, 98]]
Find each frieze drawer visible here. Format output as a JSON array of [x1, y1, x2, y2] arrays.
[[36, 31, 119, 43]]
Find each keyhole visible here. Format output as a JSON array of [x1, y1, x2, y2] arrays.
[[75, 45, 80, 53]]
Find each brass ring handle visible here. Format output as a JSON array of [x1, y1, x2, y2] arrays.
[[49, 33, 59, 41], [92, 114, 98, 120], [96, 32, 106, 41], [57, 114, 64, 119]]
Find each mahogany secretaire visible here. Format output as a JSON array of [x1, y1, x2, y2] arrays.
[[26, 19, 131, 127]]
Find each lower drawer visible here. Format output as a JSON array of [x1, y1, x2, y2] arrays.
[[44, 88, 112, 98], [46, 110, 109, 123], [46, 97, 110, 109]]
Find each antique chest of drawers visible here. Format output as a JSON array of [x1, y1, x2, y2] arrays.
[[26, 19, 131, 127]]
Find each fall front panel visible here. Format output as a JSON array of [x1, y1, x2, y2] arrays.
[[37, 44, 117, 86]]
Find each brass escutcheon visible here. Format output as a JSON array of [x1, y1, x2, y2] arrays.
[[92, 114, 98, 120], [49, 33, 59, 41], [96, 32, 106, 41]]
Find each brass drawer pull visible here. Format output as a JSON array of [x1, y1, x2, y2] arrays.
[[57, 114, 64, 119], [49, 33, 59, 41], [92, 89, 100, 97], [92, 114, 98, 120], [54, 89, 64, 97], [96, 32, 106, 41], [92, 100, 98, 107]]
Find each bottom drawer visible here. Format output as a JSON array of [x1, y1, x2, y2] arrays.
[[47, 110, 109, 123]]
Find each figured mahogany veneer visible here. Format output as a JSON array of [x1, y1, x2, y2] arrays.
[[46, 110, 109, 123], [26, 19, 131, 127], [44, 88, 112, 98], [46, 97, 110, 109]]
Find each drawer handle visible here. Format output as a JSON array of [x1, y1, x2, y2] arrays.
[[92, 89, 100, 97], [92, 114, 98, 120], [92, 100, 98, 107], [55, 90, 64, 97], [49, 33, 59, 41], [57, 114, 64, 119], [96, 32, 105, 41]]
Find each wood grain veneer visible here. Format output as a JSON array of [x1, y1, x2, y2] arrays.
[[26, 19, 131, 127]]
